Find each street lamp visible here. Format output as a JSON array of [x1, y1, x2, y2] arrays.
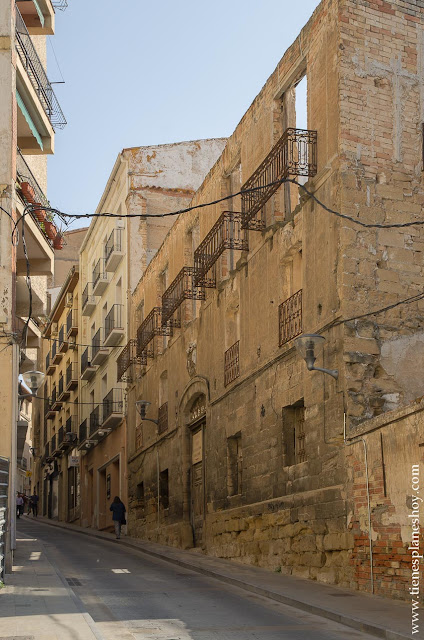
[[294, 334, 338, 380], [135, 400, 158, 425], [21, 370, 45, 396]]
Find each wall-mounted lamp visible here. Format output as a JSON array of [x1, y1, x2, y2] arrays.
[[20, 370, 45, 397], [135, 400, 158, 425], [294, 334, 338, 380]]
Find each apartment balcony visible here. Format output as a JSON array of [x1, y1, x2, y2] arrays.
[[59, 418, 78, 450], [58, 373, 69, 401], [89, 406, 101, 437], [104, 304, 124, 347], [241, 128, 317, 229], [16, 0, 55, 35], [15, 6, 66, 155], [45, 397, 56, 420], [105, 228, 124, 272], [102, 388, 124, 430], [51, 433, 61, 458], [157, 402, 168, 435], [80, 347, 96, 381], [117, 339, 146, 383], [16, 150, 55, 276], [193, 212, 248, 288], [82, 283, 96, 316], [279, 290, 303, 347], [51, 338, 62, 364], [162, 267, 205, 326], [44, 441, 50, 461], [51, 386, 62, 411], [66, 362, 78, 391], [77, 419, 88, 451], [92, 258, 108, 296], [91, 328, 109, 366], [66, 308, 78, 337], [224, 341, 240, 387], [58, 324, 68, 353], [46, 351, 55, 376], [136, 307, 172, 358]]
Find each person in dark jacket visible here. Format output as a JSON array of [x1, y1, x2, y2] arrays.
[[110, 496, 126, 539]]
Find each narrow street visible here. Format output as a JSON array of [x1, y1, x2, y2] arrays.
[[7, 519, 382, 640]]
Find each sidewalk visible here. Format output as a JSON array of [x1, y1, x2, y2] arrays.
[[0, 529, 103, 640], [34, 516, 415, 640]]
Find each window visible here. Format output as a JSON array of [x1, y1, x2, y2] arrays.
[[282, 399, 306, 466], [159, 469, 169, 509], [227, 433, 242, 496], [136, 481, 144, 508]]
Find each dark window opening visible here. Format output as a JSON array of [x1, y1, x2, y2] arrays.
[[136, 481, 144, 508], [282, 399, 306, 466], [159, 469, 169, 509], [227, 433, 242, 496]]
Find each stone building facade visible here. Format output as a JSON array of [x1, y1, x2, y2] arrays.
[[124, 0, 424, 600]]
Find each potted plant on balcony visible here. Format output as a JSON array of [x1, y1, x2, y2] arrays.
[[20, 182, 36, 204], [32, 205, 46, 224], [43, 213, 57, 241], [53, 232, 64, 250]]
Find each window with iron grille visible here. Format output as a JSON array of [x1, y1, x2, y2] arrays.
[[282, 400, 306, 466], [224, 341, 240, 387], [279, 290, 302, 346]]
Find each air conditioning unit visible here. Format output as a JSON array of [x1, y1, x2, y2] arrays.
[[68, 337, 77, 350], [65, 293, 73, 307], [51, 322, 58, 336]]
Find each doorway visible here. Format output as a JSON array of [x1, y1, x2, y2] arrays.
[[190, 422, 205, 547]]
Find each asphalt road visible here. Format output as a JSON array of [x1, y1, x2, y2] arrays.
[[19, 518, 379, 640]]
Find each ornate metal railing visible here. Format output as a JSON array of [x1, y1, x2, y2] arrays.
[[158, 402, 168, 435], [15, 6, 66, 129], [102, 388, 124, 424], [105, 228, 122, 264], [194, 211, 248, 287], [279, 290, 302, 347], [117, 339, 146, 382], [241, 128, 317, 229], [224, 341, 240, 387], [89, 406, 100, 435], [105, 304, 123, 341], [136, 307, 172, 357], [162, 267, 205, 325]]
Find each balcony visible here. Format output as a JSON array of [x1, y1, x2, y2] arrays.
[[15, 7, 66, 155], [46, 351, 55, 376], [162, 267, 205, 326], [102, 388, 124, 430], [66, 363, 78, 391], [80, 347, 96, 381], [59, 418, 78, 450], [193, 212, 248, 288], [158, 402, 168, 435], [92, 258, 108, 296], [136, 307, 172, 358], [117, 339, 146, 383], [58, 324, 68, 353], [77, 419, 88, 450], [279, 290, 303, 347], [66, 308, 78, 337], [16, 0, 55, 35], [241, 128, 317, 229], [91, 328, 109, 366], [224, 341, 240, 387], [51, 339, 62, 364], [105, 228, 124, 271], [58, 374, 69, 401], [44, 441, 50, 461], [45, 397, 56, 420], [89, 406, 101, 437], [51, 433, 61, 458], [82, 283, 96, 316], [51, 386, 62, 411], [104, 304, 124, 347]]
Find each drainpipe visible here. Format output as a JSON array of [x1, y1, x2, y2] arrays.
[[344, 413, 374, 594]]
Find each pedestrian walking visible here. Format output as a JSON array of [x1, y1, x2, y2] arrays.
[[109, 496, 126, 539], [30, 492, 39, 517], [16, 493, 24, 518]]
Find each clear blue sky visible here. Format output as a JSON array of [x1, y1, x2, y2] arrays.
[[47, 0, 321, 225]]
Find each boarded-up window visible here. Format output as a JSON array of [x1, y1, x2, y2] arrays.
[[282, 400, 306, 466]]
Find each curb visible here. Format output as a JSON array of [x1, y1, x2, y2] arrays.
[[32, 517, 412, 640]]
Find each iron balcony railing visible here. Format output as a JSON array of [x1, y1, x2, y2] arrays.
[[117, 339, 146, 382], [104, 304, 123, 341], [44, 441, 50, 460], [66, 308, 78, 336], [51, 339, 57, 359], [51, 386, 57, 406], [59, 324, 67, 350], [158, 402, 168, 435], [58, 426, 64, 446], [51, 433, 56, 453], [92, 328, 104, 359], [66, 362, 77, 387], [136, 307, 172, 357], [105, 228, 122, 264], [193, 211, 248, 287], [65, 416, 78, 443], [81, 346, 93, 374], [58, 374, 64, 398], [16, 148, 51, 214], [102, 388, 124, 424], [279, 290, 303, 347], [15, 6, 66, 129], [82, 283, 95, 310], [162, 267, 206, 326], [224, 341, 240, 387], [89, 406, 100, 435], [241, 128, 317, 229], [46, 351, 50, 370], [92, 258, 107, 289], [79, 419, 87, 444]]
